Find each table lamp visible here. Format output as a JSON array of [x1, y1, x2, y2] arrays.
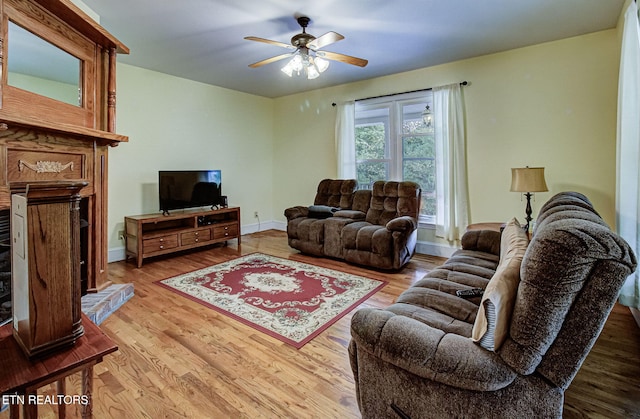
[[510, 166, 548, 232]]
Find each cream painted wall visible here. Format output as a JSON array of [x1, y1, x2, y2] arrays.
[[107, 64, 274, 255], [107, 29, 619, 258], [272, 29, 619, 251]]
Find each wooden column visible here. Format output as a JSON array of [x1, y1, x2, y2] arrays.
[[107, 47, 117, 133], [11, 181, 88, 358]]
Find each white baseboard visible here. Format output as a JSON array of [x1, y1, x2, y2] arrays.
[[415, 240, 459, 258], [271, 220, 287, 231], [108, 247, 126, 263], [242, 220, 286, 234], [108, 220, 285, 263]]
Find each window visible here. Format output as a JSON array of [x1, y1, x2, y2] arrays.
[[355, 91, 435, 223]]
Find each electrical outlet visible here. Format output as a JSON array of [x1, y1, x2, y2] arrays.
[[118, 230, 125, 240], [254, 211, 259, 218]]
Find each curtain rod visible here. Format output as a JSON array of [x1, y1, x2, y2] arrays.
[[331, 81, 467, 106]]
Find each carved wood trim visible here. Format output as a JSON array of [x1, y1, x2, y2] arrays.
[[18, 159, 74, 173]]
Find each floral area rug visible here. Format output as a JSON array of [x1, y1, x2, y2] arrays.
[[156, 253, 386, 348]]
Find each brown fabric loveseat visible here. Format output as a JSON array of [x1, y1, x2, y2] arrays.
[[285, 179, 421, 270], [349, 192, 637, 418]]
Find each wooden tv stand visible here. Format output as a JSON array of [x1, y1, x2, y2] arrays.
[[124, 207, 240, 267]]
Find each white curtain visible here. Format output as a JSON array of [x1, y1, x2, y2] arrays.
[[617, 0, 640, 309], [434, 83, 469, 241], [335, 101, 356, 179]]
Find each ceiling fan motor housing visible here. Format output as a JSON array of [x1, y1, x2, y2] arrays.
[[292, 17, 315, 48], [291, 33, 315, 48]]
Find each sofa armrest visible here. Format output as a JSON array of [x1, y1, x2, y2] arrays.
[[350, 308, 517, 392], [386, 216, 417, 232], [461, 229, 501, 256], [333, 210, 366, 220], [284, 206, 309, 220]]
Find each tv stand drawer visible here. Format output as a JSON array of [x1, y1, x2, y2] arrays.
[[181, 228, 212, 245], [143, 235, 179, 253], [213, 224, 238, 239]]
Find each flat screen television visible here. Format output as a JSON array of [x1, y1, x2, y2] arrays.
[[159, 170, 222, 215]]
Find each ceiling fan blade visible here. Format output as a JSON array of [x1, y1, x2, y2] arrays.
[[249, 53, 293, 68], [307, 31, 344, 50], [244, 36, 295, 50], [319, 51, 368, 67]]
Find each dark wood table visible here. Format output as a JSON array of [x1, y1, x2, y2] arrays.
[[0, 314, 118, 418]]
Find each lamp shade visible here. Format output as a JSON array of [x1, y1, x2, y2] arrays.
[[510, 167, 548, 193]]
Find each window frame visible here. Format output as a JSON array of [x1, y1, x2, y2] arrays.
[[354, 90, 435, 226]]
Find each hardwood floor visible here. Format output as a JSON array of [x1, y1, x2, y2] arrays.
[[3, 230, 640, 418]]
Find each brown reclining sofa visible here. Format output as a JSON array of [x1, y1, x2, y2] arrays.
[[348, 191, 637, 418], [284, 179, 421, 270]]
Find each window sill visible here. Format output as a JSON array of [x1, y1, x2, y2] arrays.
[[418, 216, 435, 230]]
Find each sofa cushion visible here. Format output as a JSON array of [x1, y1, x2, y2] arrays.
[[351, 189, 372, 213], [286, 217, 325, 243], [390, 277, 481, 336], [444, 250, 500, 273], [472, 218, 528, 351], [313, 179, 357, 209], [365, 181, 420, 226], [425, 269, 493, 290], [342, 222, 392, 255]]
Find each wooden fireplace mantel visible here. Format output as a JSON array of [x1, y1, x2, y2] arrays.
[[0, 114, 128, 147], [0, 0, 129, 292]]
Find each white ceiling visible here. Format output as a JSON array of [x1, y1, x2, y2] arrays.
[[80, 0, 625, 99]]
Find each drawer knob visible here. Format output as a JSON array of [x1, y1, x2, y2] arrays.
[[160, 245, 164, 249], [195, 232, 199, 236], [195, 239, 199, 242], [160, 238, 164, 242]]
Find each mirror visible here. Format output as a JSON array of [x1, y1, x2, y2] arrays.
[[7, 21, 82, 106]]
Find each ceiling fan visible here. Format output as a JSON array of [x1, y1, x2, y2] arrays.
[[245, 16, 368, 79]]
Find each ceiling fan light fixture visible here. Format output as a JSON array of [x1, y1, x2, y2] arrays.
[[281, 51, 325, 79], [307, 59, 320, 79], [290, 53, 304, 73], [315, 56, 329, 73], [281, 53, 304, 77], [281, 62, 294, 77]]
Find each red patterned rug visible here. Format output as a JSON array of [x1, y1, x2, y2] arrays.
[[156, 253, 386, 348]]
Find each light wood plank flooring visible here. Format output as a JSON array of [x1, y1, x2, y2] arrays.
[[3, 230, 639, 418]]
